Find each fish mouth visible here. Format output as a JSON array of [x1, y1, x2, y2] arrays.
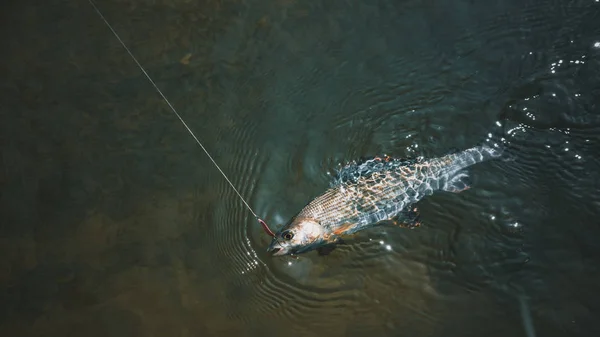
[[269, 247, 285, 256], [267, 242, 288, 256]]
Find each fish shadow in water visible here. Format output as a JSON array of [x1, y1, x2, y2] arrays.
[[314, 216, 420, 257], [314, 235, 373, 256], [316, 242, 344, 256]]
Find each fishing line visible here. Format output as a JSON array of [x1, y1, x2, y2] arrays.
[[87, 0, 276, 238]]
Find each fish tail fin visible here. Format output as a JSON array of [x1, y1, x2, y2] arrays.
[[451, 144, 502, 170], [445, 108, 508, 165], [440, 108, 515, 181]]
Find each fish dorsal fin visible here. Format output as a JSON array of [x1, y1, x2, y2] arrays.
[[329, 155, 421, 187]]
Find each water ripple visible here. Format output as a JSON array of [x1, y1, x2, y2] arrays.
[[188, 0, 600, 334]]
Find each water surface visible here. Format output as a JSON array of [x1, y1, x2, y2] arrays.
[[2, 0, 600, 336]]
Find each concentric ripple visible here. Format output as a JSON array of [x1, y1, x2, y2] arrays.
[[191, 0, 600, 335]]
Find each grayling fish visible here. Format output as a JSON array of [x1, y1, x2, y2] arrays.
[[267, 143, 503, 256]]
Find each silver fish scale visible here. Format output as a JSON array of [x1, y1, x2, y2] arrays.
[[297, 146, 501, 233]]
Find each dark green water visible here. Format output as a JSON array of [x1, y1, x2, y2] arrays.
[[2, 0, 600, 336]]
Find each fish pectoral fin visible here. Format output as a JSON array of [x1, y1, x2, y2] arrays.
[[443, 170, 472, 193], [316, 236, 353, 256], [390, 206, 422, 229], [332, 222, 354, 236]]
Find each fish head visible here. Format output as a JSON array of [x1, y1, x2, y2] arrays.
[[266, 217, 325, 256]]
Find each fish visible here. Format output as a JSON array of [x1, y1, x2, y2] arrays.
[[266, 142, 503, 256]]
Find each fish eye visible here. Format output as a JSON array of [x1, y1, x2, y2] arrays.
[[282, 231, 294, 240]]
